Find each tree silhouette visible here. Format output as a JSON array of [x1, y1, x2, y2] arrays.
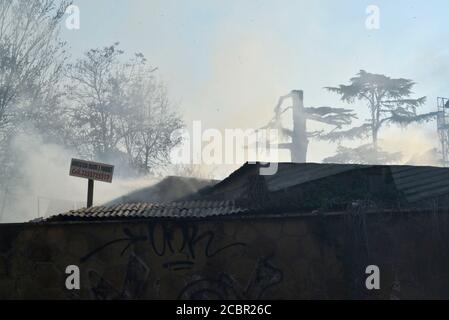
[[322, 70, 437, 164], [261, 90, 356, 162], [0, 0, 70, 183], [67, 44, 183, 174]]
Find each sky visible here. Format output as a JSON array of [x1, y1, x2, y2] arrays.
[[5, 0, 449, 222], [60, 0, 449, 170]]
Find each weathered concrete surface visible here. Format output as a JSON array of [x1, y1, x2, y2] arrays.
[[1, 210, 449, 299]]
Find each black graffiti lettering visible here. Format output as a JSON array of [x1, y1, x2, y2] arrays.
[[192, 229, 246, 258], [178, 257, 283, 300], [121, 253, 150, 299], [80, 227, 147, 263], [178, 273, 239, 300], [87, 253, 150, 300], [163, 260, 194, 271], [86, 254, 283, 300], [88, 270, 121, 300], [147, 223, 246, 260], [245, 257, 284, 299]]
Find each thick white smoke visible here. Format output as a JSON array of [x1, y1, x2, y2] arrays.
[[0, 133, 158, 223]]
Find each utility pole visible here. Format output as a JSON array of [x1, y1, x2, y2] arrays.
[[437, 97, 449, 166]]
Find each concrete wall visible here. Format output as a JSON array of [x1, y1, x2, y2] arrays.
[[1, 210, 449, 299]]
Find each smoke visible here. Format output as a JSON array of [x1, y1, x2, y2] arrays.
[[2, 2, 444, 222], [57, 1, 447, 173], [380, 125, 440, 166], [0, 132, 159, 223], [0, 125, 439, 223]]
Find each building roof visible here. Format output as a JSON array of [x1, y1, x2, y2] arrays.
[[40, 162, 449, 222], [42, 200, 253, 222], [207, 162, 449, 204], [264, 163, 370, 192], [390, 165, 449, 202]]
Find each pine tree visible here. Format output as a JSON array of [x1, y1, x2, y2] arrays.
[[323, 70, 437, 164]]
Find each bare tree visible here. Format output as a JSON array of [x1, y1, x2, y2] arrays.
[[0, 0, 69, 181], [67, 44, 183, 174], [323, 70, 437, 164], [67, 43, 125, 160], [121, 71, 183, 173], [262, 90, 356, 162]]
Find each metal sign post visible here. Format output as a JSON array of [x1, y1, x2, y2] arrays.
[[87, 179, 94, 208], [69, 158, 114, 208]]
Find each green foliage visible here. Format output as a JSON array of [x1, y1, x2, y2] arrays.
[[323, 144, 402, 165], [325, 70, 421, 105], [320, 123, 371, 142], [324, 70, 436, 164], [305, 106, 356, 128], [325, 71, 432, 138]]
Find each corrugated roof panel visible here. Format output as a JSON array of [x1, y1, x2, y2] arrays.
[[390, 166, 449, 202], [265, 163, 371, 192], [265, 163, 449, 203]]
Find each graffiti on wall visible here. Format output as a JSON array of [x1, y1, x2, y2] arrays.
[[4, 212, 447, 299], [178, 256, 283, 299], [88, 252, 150, 299], [78, 222, 285, 299], [80, 223, 246, 270]]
